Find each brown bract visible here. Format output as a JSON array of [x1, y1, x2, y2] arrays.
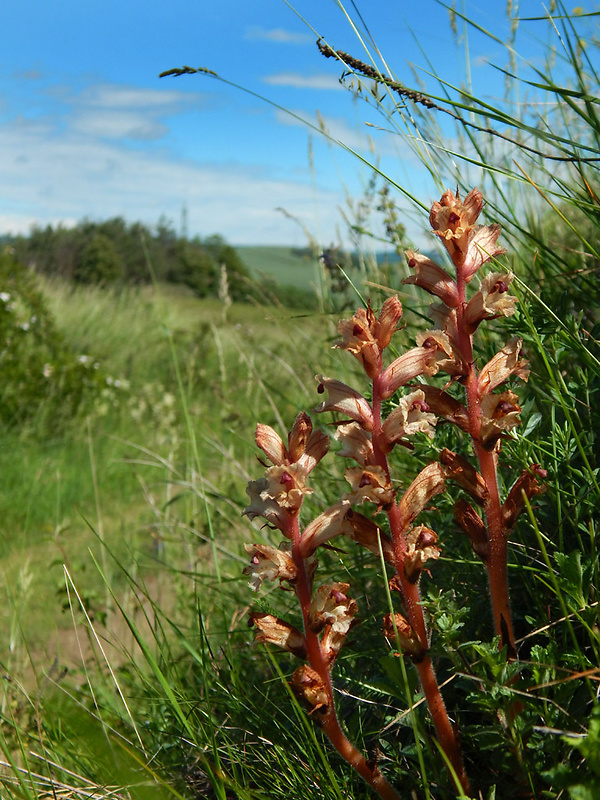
[[315, 376, 374, 430], [344, 509, 395, 563], [439, 448, 488, 505], [403, 250, 459, 307], [244, 542, 297, 591], [249, 612, 307, 658], [453, 499, 489, 560], [382, 612, 426, 660], [335, 297, 403, 378], [478, 338, 530, 399]]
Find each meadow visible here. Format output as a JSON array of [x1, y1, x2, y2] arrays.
[[2, 4, 600, 799]]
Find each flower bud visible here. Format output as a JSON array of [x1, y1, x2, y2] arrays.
[[292, 665, 329, 715], [404, 525, 441, 583], [403, 249, 459, 307], [249, 612, 307, 658], [383, 612, 427, 661]]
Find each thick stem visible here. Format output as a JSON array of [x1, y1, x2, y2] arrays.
[[387, 505, 470, 793], [372, 378, 470, 795], [474, 443, 517, 658], [290, 517, 402, 800], [455, 271, 516, 657]]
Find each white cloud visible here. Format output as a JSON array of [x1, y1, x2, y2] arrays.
[[76, 84, 195, 110], [71, 110, 168, 140], [51, 81, 205, 142], [245, 26, 313, 45], [264, 72, 343, 91], [0, 114, 347, 245]]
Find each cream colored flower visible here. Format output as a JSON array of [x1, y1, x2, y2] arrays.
[[404, 525, 441, 583], [292, 665, 329, 712], [243, 542, 297, 591], [479, 390, 522, 449], [465, 272, 518, 331], [333, 422, 375, 466], [315, 376, 373, 430], [403, 249, 459, 307], [308, 582, 358, 635], [345, 465, 395, 507], [381, 389, 437, 451]]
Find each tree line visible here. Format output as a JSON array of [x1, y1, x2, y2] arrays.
[[4, 216, 298, 304]]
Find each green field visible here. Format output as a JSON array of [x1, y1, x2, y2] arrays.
[[237, 245, 322, 290]]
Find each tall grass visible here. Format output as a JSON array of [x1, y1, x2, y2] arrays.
[[2, 3, 600, 799]]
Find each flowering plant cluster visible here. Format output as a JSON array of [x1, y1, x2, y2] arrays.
[[242, 188, 545, 797]]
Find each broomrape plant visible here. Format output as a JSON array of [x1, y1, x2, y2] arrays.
[[242, 187, 546, 798]]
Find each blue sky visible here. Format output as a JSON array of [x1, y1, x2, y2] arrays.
[[0, 1, 595, 246]]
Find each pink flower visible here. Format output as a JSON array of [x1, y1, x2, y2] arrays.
[[477, 338, 529, 398], [243, 542, 297, 591], [315, 376, 373, 430], [403, 250, 459, 307], [465, 272, 518, 332], [333, 422, 375, 466], [381, 389, 437, 451], [379, 346, 442, 400]]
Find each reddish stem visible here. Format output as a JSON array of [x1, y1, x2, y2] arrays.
[[290, 517, 402, 800], [372, 378, 470, 795], [456, 268, 517, 657]]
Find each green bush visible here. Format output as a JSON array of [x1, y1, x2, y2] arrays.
[[0, 249, 110, 432]]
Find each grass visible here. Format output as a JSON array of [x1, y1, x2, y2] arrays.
[[2, 3, 600, 799]]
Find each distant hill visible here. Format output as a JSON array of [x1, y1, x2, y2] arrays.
[[237, 245, 404, 292], [236, 246, 320, 292]]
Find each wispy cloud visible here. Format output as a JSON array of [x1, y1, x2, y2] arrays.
[[48, 82, 205, 142], [245, 25, 313, 45], [0, 98, 346, 245], [264, 72, 343, 91]]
